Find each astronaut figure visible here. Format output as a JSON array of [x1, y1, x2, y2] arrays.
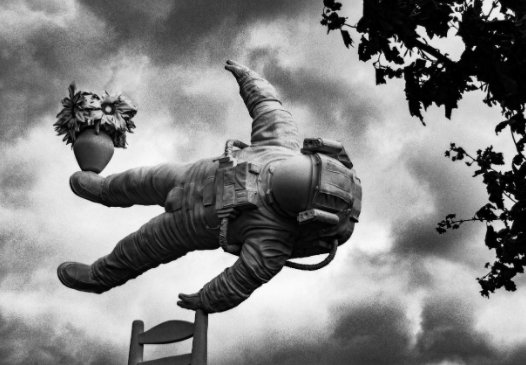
[[58, 60, 362, 313]]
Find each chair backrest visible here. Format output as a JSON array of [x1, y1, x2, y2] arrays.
[[128, 309, 208, 365]]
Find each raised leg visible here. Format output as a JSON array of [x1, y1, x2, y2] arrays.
[[70, 163, 190, 207]]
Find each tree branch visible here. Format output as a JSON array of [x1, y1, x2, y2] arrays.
[[343, 23, 357, 29], [410, 38, 454, 65]]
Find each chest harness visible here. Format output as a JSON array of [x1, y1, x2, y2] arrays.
[[213, 138, 361, 271]]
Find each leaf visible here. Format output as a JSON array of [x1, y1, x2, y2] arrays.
[[436, 227, 446, 234], [475, 203, 498, 222], [323, 0, 342, 11], [513, 260, 524, 274], [341, 29, 353, 48], [516, 137, 525, 152], [504, 280, 517, 292], [495, 120, 510, 135], [485, 225, 498, 249], [512, 154, 524, 166], [404, 67, 424, 123], [375, 67, 386, 85]]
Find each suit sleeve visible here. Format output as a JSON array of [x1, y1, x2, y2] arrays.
[[199, 230, 293, 313], [237, 72, 301, 151]]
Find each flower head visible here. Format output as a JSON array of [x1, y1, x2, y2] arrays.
[[92, 92, 138, 148], [53, 82, 91, 145]]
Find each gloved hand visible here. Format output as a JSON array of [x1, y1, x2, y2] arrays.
[[177, 292, 204, 311], [224, 60, 280, 119], [224, 60, 259, 82]]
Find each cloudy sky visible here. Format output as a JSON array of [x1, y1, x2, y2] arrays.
[[1, 0, 525, 364]]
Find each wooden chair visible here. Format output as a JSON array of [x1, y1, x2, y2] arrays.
[[127, 309, 208, 365]]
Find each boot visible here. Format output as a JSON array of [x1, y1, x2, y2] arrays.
[[57, 262, 110, 294], [69, 171, 106, 205]]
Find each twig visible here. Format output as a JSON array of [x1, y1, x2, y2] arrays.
[[485, 1, 498, 21], [411, 38, 453, 65], [504, 192, 518, 203]]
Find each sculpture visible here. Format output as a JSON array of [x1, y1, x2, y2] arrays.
[[57, 60, 362, 313]]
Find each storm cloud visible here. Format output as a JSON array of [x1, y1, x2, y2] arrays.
[[252, 47, 381, 142], [217, 297, 526, 365], [0, 313, 123, 365], [78, 0, 318, 65]]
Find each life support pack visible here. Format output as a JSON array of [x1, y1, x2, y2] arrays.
[[214, 138, 362, 271], [292, 139, 361, 261]]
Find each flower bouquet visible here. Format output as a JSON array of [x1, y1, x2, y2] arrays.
[[54, 82, 138, 173]]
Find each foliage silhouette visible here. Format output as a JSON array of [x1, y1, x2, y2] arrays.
[[321, 0, 526, 297]]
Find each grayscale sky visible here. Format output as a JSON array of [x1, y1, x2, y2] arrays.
[[0, 1, 524, 364]]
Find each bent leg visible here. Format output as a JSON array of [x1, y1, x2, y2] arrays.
[[91, 211, 198, 288]]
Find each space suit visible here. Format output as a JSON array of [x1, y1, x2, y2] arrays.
[[57, 60, 362, 313]]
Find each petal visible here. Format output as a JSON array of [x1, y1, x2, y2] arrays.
[[115, 113, 127, 130], [115, 97, 137, 112], [56, 108, 71, 118], [126, 119, 136, 131], [75, 110, 85, 123], [91, 99, 101, 109], [82, 93, 102, 109], [72, 91, 83, 104], [68, 82, 76, 100], [61, 98, 72, 107], [89, 109, 103, 121], [102, 93, 118, 104], [103, 114, 115, 127], [110, 115, 119, 129]]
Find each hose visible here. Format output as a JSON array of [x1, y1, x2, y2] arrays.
[[219, 217, 337, 271]]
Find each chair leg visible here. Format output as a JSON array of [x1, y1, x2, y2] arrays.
[[190, 310, 208, 365], [128, 320, 144, 365]]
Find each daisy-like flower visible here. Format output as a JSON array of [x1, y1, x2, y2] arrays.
[[89, 92, 138, 148], [54, 82, 91, 145]]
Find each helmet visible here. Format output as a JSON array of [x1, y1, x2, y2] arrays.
[[271, 154, 315, 214]]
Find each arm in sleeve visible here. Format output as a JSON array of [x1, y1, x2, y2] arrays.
[[199, 230, 293, 313], [237, 70, 301, 151]]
